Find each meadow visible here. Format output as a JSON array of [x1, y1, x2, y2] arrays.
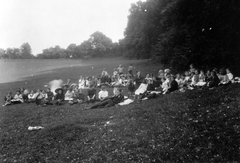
[[0, 58, 240, 162]]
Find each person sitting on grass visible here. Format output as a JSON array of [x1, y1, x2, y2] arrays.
[[175, 73, 184, 88], [226, 68, 234, 82], [218, 68, 230, 85], [87, 88, 124, 109], [134, 79, 149, 99], [64, 88, 74, 101], [87, 85, 96, 103], [98, 84, 109, 101], [207, 71, 220, 88], [55, 88, 65, 105], [69, 89, 85, 105], [43, 88, 54, 105], [3, 91, 12, 106], [78, 76, 85, 89], [190, 70, 200, 86], [167, 75, 179, 93], [35, 89, 44, 106], [28, 90, 35, 103], [22, 88, 29, 103], [11, 90, 23, 104], [127, 77, 135, 99]]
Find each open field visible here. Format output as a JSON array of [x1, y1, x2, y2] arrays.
[[1, 58, 240, 162]]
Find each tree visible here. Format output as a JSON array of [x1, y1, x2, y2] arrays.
[[89, 31, 113, 57], [20, 42, 33, 58]]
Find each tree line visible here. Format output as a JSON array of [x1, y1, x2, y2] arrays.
[[0, 31, 120, 59], [121, 0, 240, 73], [1, 0, 240, 74]]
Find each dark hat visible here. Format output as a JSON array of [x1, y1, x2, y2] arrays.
[[55, 88, 63, 93]]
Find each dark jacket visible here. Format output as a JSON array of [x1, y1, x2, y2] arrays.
[[168, 80, 178, 92], [55, 93, 64, 101], [111, 94, 124, 104]]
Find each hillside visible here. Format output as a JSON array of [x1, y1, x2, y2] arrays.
[[1, 83, 240, 162]]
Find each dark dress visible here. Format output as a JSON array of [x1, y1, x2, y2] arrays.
[[168, 80, 178, 92]]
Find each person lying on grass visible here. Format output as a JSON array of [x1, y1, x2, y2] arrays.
[[87, 88, 124, 109], [3, 91, 12, 106]]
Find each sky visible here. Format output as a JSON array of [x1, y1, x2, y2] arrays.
[[0, 0, 143, 55]]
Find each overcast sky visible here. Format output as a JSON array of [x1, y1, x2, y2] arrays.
[[0, 0, 143, 55]]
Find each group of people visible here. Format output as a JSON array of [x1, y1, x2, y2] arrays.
[[3, 63, 238, 108]]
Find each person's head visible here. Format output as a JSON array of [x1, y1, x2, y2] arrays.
[[46, 88, 51, 92], [7, 91, 12, 96], [42, 90, 46, 94], [101, 85, 106, 91], [170, 75, 176, 82], [37, 89, 41, 93], [211, 71, 217, 77], [58, 89, 63, 94], [30, 90, 34, 94], [190, 64, 194, 69], [195, 70, 199, 75], [103, 68, 106, 71], [206, 70, 211, 75], [16, 90, 21, 95], [200, 70, 204, 75], [226, 68, 231, 74], [78, 89, 82, 93], [176, 74, 180, 79], [137, 71, 141, 76], [146, 74, 149, 78], [164, 69, 171, 74], [184, 71, 189, 76], [165, 73, 170, 79]]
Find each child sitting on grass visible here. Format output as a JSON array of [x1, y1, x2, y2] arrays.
[[35, 89, 44, 106], [28, 90, 35, 103], [98, 85, 109, 101], [3, 92, 12, 106], [69, 89, 85, 105], [43, 88, 54, 105], [11, 90, 23, 104], [87, 85, 96, 103], [55, 88, 64, 105]]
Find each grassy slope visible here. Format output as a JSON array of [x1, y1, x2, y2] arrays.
[[1, 58, 240, 162]]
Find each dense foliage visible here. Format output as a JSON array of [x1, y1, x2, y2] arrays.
[[0, 43, 35, 59], [122, 0, 240, 73], [36, 31, 120, 59]]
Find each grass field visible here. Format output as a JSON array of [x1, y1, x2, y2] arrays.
[[1, 58, 240, 162]]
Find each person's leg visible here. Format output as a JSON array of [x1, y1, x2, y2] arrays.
[[89, 100, 108, 109]]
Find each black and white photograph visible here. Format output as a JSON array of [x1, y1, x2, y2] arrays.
[[0, 0, 240, 162]]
